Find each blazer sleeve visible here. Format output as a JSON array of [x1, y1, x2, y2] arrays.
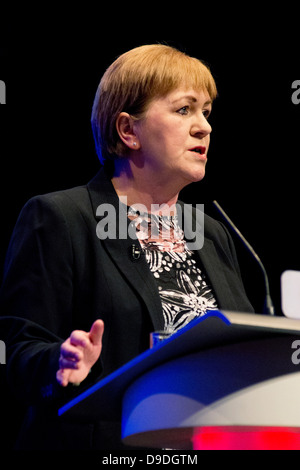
[[218, 220, 244, 278], [0, 194, 101, 406], [202, 211, 255, 313]]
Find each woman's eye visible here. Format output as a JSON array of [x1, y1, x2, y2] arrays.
[[203, 109, 211, 119], [177, 106, 189, 115]]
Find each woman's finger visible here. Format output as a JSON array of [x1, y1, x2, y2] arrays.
[[60, 342, 83, 361], [56, 368, 70, 387], [70, 330, 88, 348], [58, 356, 79, 370]]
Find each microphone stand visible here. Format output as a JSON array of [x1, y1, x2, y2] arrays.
[[213, 200, 275, 316]]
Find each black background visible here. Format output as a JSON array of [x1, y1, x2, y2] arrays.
[[0, 4, 299, 456], [1, 10, 299, 315]]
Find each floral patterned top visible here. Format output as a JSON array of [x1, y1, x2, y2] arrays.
[[128, 206, 218, 334]]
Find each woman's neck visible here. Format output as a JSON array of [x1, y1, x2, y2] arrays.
[[111, 158, 180, 213]]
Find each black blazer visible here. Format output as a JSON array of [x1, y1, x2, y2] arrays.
[[0, 168, 254, 450]]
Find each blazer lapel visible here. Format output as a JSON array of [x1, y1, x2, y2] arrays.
[[87, 169, 164, 331], [196, 238, 237, 310], [181, 202, 238, 310]]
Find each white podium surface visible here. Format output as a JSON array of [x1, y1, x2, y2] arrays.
[[122, 332, 300, 448]]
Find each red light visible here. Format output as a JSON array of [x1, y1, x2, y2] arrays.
[[193, 427, 300, 450]]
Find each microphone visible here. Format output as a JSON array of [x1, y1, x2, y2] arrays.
[[130, 244, 142, 261], [212, 200, 275, 316]]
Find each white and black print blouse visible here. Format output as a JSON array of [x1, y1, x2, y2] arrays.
[[128, 207, 218, 334]]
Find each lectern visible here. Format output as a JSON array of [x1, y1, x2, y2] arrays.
[[59, 311, 300, 450]]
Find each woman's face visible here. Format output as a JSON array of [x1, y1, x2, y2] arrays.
[[133, 87, 213, 189]]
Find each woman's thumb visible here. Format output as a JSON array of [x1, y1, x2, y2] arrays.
[[89, 319, 104, 346]]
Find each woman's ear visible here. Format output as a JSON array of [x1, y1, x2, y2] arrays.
[[116, 112, 140, 150]]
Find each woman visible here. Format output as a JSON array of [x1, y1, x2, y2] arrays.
[[0, 44, 254, 450]]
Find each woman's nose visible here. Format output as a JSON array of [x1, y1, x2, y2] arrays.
[[191, 113, 212, 137]]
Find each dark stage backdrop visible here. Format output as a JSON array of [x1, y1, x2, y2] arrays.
[[1, 21, 298, 315], [0, 8, 299, 454]]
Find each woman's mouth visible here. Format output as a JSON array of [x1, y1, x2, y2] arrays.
[[189, 146, 207, 159]]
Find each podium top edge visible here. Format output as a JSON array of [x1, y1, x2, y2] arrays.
[[222, 310, 300, 333]]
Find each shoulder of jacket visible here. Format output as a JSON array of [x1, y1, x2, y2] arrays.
[[17, 186, 92, 231], [24, 185, 89, 211]]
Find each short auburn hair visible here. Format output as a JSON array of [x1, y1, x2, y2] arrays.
[[91, 44, 217, 164]]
